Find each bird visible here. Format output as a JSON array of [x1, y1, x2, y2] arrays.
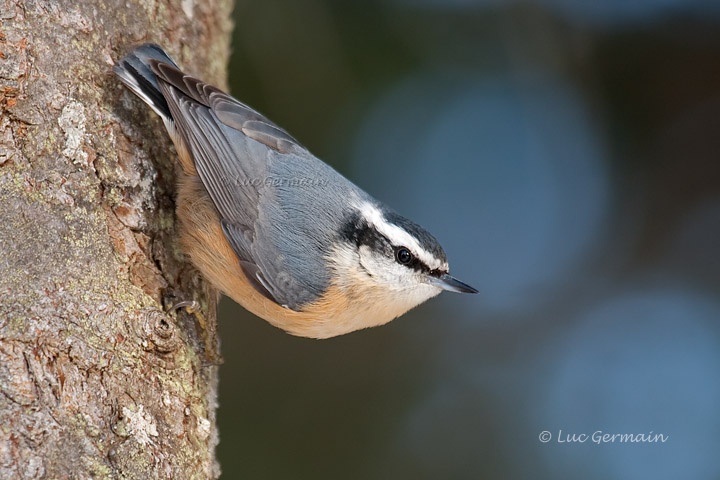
[[113, 43, 476, 339]]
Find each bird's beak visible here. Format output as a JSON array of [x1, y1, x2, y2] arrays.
[[428, 273, 478, 294]]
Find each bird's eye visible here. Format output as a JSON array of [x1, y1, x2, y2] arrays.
[[395, 247, 413, 265]]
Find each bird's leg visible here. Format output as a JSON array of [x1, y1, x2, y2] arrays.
[[167, 298, 223, 366]]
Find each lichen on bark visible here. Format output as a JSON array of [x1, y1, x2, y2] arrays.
[[0, 0, 233, 478]]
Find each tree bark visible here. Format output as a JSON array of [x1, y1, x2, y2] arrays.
[[0, 0, 233, 478]]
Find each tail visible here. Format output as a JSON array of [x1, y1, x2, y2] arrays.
[[113, 44, 179, 119]]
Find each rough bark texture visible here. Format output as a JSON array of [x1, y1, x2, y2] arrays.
[[0, 0, 233, 478]]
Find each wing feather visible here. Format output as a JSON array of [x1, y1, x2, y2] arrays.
[[149, 61, 322, 308]]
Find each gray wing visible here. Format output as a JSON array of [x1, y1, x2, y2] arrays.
[[149, 61, 331, 309]]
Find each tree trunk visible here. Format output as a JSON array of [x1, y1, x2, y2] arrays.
[[0, 0, 233, 478]]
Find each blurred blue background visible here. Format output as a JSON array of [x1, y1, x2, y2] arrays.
[[217, 1, 720, 478]]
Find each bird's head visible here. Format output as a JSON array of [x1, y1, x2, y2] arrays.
[[329, 202, 476, 325]]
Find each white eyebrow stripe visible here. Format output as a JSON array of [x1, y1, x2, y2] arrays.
[[356, 202, 447, 271]]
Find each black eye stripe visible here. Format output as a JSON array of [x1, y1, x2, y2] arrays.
[[340, 213, 438, 274], [383, 210, 448, 265], [393, 246, 430, 272]]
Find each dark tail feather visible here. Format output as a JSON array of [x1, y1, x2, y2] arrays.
[[113, 44, 179, 119]]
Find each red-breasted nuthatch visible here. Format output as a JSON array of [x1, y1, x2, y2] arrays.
[[114, 44, 476, 339]]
